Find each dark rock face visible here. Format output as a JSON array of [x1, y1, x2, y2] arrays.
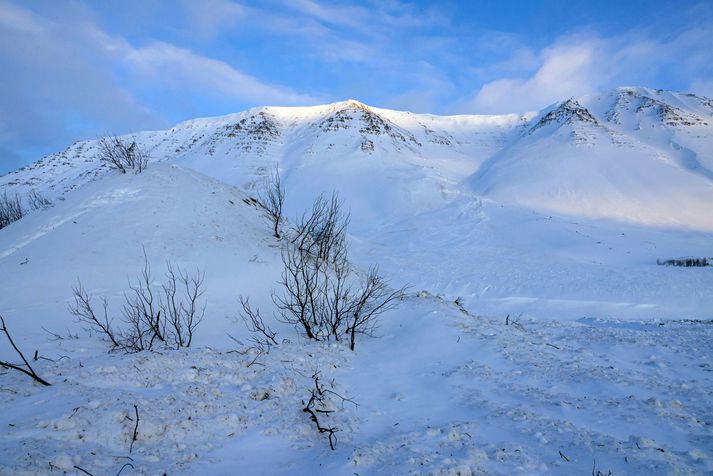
[[605, 89, 637, 124], [318, 102, 421, 153], [529, 100, 598, 134], [223, 111, 282, 153], [635, 97, 707, 127], [606, 89, 709, 127]]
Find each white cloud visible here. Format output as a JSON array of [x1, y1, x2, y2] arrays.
[[283, 0, 445, 33], [469, 42, 603, 113], [180, 0, 246, 36], [124, 42, 319, 106], [0, 2, 164, 171], [0, 0, 321, 172], [0, 0, 43, 33], [464, 25, 713, 114]]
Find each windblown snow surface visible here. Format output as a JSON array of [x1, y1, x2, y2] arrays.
[[1, 87, 712, 475]]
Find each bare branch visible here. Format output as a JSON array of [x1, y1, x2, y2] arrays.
[[346, 266, 406, 351], [303, 373, 339, 450], [239, 296, 278, 348], [97, 135, 149, 174], [256, 164, 285, 239], [73, 465, 94, 476], [68, 281, 120, 348], [0, 192, 24, 229], [0, 314, 51, 386], [129, 404, 139, 453], [26, 189, 51, 210], [161, 263, 205, 349], [116, 463, 135, 476]]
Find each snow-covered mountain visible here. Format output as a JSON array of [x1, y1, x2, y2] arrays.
[[1, 99, 530, 232], [1, 99, 524, 195], [2, 85, 712, 334], [1, 87, 713, 475], [472, 87, 713, 229], [3, 87, 713, 231]]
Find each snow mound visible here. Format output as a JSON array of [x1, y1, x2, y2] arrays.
[[0, 163, 280, 345]]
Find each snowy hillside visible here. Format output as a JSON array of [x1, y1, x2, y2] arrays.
[[1, 88, 712, 474], [472, 87, 713, 230], [3, 87, 712, 230], [0, 100, 526, 202]]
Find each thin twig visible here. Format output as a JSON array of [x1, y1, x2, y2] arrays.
[[0, 315, 50, 386], [41, 326, 64, 340], [129, 404, 139, 453], [73, 465, 94, 476], [302, 373, 351, 450], [116, 462, 135, 476]]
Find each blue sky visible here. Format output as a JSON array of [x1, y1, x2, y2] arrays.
[[1, 0, 712, 174]]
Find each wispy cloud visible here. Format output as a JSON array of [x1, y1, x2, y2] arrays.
[[86, 20, 319, 106], [1, 0, 712, 173], [0, 0, 43, 33], [179, 0, 246, 37], [467, 40, 604, 113], [124, 42, 319, 105], [0, 0, 317, 172], [462, 24, 713, 114], [0, 1, 163, 172]]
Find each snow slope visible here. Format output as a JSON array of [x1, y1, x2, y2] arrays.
[[0, 164, 282, 345], [353, 197, 713, 322], [472, 88, 713, 230], [4, 87, 711, 233], [0, 164, 711, 475], [1, 87, 713, 474]]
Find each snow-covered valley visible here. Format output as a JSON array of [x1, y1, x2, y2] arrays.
[[1, 87, 712, 475]]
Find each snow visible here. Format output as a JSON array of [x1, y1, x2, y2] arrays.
[[1, 88, 712, 474], [354, 197, 713, 322]]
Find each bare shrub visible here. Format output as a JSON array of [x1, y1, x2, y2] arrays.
[[0, 189, 52, 230], [69, 281, 121, 348], [0, 192, 23, 229], [273, 243, 322, 340], [120, 254, 164, 352], [256, 164, 285, 239], [98, 135, 149, 174], [69, 252, 205, 352], [657, 257, 710, 267], [346, 266, 403, 351], [292, 192, 349, 263], [162, 263, 205, 349], [26, 189, 51, 210], [272, 192, 406, 349], [302, 372, 357, 450], [239, 296, 278, 351]]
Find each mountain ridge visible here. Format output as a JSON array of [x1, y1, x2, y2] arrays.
[[2, 86, 712, 230]]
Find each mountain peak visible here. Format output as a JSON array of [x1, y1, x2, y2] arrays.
[[604, 87, 710, 127], [528, 99, 598, 134], [314, 99, 421, 153], [342, 99, 369, 108]]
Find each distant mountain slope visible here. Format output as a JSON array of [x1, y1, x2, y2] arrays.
[[0, 99, 526, 197], [2, 87, 712, 230], [471, 87, 713, 230]]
